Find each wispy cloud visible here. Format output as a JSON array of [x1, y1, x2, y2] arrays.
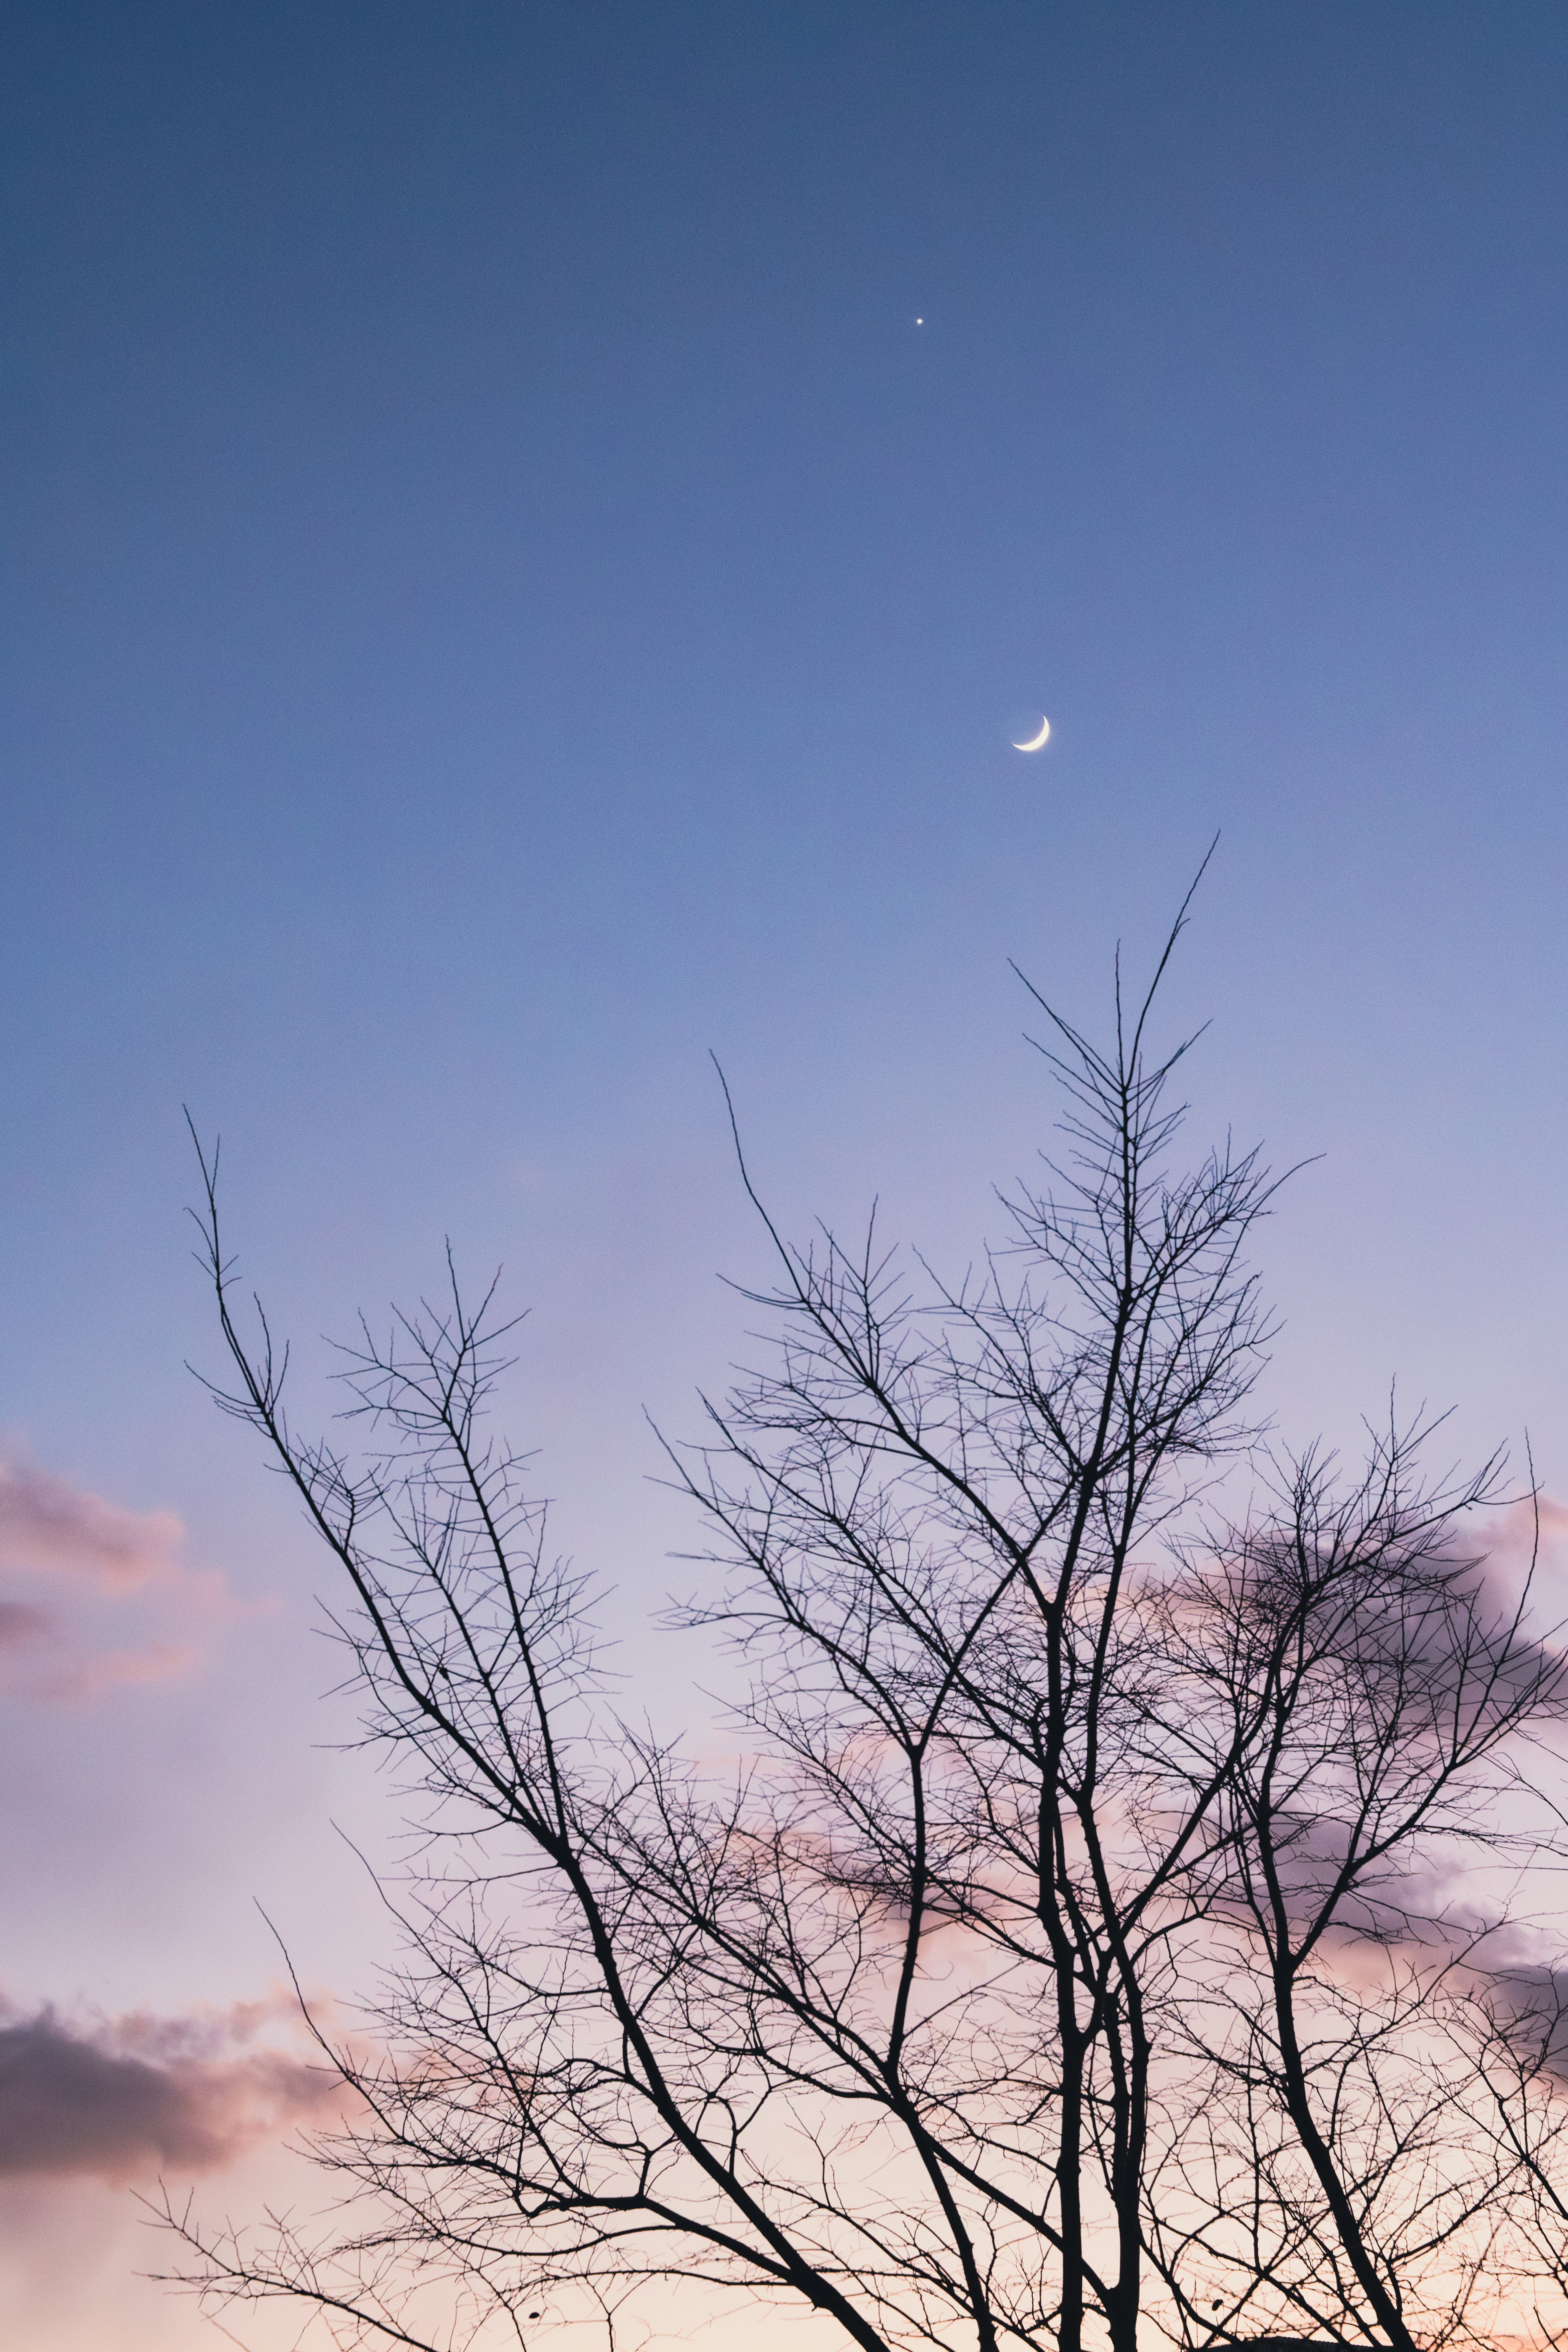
[[0, 1453, 245, 1705], [0, 1459, 183, 1589], [0, 1995, 348, 2184]]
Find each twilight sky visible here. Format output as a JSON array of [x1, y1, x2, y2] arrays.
[[4, 5, 1568, 2345]]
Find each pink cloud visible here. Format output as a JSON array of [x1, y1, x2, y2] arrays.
[[0, 1996, 350, 2185], [0, 1601, 50, 1649], [0, 1459, 183, 1589], [1472, 1491, 1568, 1621], [0, 1456, 248, 1705]]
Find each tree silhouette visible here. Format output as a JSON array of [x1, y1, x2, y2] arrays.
[[160, 898, 1568, 2352]]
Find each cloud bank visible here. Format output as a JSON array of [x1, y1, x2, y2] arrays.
[[0, 1998, 344, 2184]]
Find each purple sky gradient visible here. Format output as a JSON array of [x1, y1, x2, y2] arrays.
[[4, 4, 1568, 2343]]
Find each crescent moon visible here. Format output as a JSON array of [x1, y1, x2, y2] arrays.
[[1012, 715, 1051, 752]]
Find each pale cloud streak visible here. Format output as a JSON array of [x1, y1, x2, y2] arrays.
[[38, 1643, 199, 1703]]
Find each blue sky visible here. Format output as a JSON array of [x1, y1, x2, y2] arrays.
[[3, 5, 1568, 2342]]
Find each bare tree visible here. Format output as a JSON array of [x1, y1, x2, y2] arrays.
[[1145, 1439, 1568, 2352], [159, 905, 1568, 2352], [1465, 1969, 1568, 2338]]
